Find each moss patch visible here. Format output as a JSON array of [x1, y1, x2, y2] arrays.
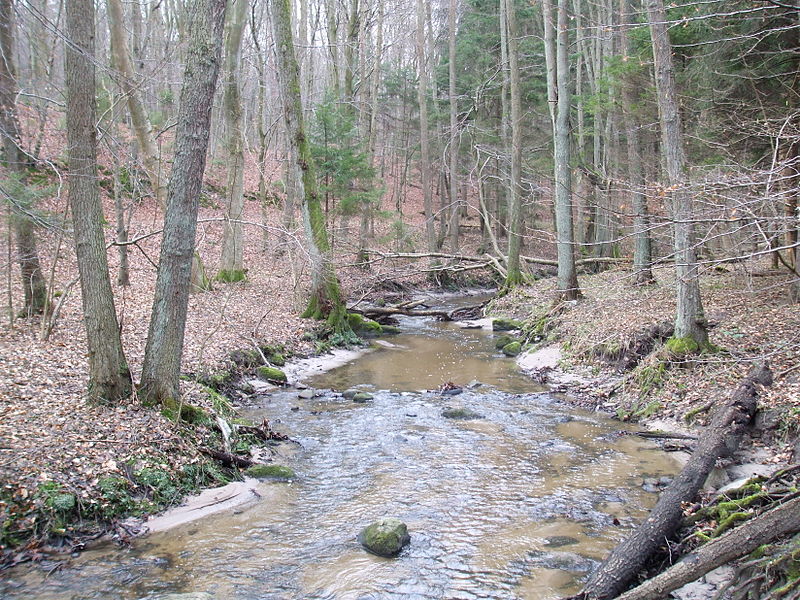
[[347, 312, 383, 336], [215, 269, 247, 284], [257, 366, 288, 384], [245, 464, 295, 480], [502, 341, 522, 357], [492, 317, 523, 332]]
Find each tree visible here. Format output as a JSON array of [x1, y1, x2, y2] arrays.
[[547, 0, 581, 300], [65, 0, 132, 402], [646, 0, 709, 348], [447, 0, 460, 254], [269, 0, 352, 334], [106, 0, 167, 210], [139, 0, 228, 407], [618, 0, 654, 285], [218, 0, 248, 283], [416, 0, 437, 264], [0, 0, 47, 316], [503, 0, 524, 288]]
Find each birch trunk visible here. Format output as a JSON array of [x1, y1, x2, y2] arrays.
[[646, 0, 709, 346], [140, 0, 228, 406], [65, 0, 132, 402], [218, 0, 248, 283]]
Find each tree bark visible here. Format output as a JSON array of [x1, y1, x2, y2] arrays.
[[416, 0, 437, 264], [140, 0, 227, 406], [504, 0, 523, 288], [553, 0, 580, 300], [106, 0, 167, 211], [615, 496, 800, 600], [447, 0, 460, 254], [65, 0, 133, 403], [646, 0, 708, 346], [619, 0, 654, 285], [270, 0, 350, 333], [218, 0, 248, 282], [576, 364, 772, 600], [0, 0, 47, 316]]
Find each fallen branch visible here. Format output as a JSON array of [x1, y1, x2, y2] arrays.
[[352, 302, 487, 322], [200, 447, 254, 469], [634, 431, 697, 441], [570, 364, 772, 600], [614, 496, 800, 600]]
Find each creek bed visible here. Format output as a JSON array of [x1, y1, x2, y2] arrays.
[[0, 296, 681, 599]]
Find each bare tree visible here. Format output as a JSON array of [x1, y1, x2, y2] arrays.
[[503, 0, 523, 288], [65, 0, 132, 402], [140, 0, 228, 407], [646, 0, 709, 348], [218, 0, 248, 283], [0, 0, 47, 316], [416, 0, 437, 263], [269, 0, 351, 333]]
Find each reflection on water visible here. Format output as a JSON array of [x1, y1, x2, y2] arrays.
[[0, 303, 681, 600]]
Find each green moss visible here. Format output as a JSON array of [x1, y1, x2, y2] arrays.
[[635, 362, 667, 398], [215, 269, 247, 283], [198, 369, 233, 392], [442, 408, 482, 420], [259, 344, 289, 366], [257, 366, 288, 384], [162, 403, 211, 425], [245, 464, 295, 480], [381, 325, 401, 334], [712, 511, 751, 537], [347, 312, 383, 336], [492, 317, 523, 332], [352, 392, 374, 403], [666, 336, 701, 356], [495, 334, 515, 350], [502, 341, 522, 357]]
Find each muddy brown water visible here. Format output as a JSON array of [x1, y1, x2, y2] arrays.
[[1, 295, 681, 599]]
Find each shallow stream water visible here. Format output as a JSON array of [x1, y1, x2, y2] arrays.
[[1, 295, 681, 599]]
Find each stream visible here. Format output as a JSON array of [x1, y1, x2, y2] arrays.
[[1, 294, 682, 599]]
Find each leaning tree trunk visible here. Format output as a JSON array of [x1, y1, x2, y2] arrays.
[[139, 0, 227, 407], [0, 0, 47, 316], [575, 365, 771, 600], [218, 0, 248, 283], [269, 0, 351, 333], [65, 0, 132, 402], [553, 0, 580, 300], [646, 0, 708, 346], [106, 0, 167, 211]]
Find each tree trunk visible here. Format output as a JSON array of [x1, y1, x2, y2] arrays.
[[620, 0, 654, 285], [576, 365, 772, 600], [270, 0, 350, 333], [503, 0, 523, 288], [0, 0, 47, 316], [615, 496, 800, 600], [218, 0, 248, 283], [447, 0, 460, 255], [552, 0, 580, 300], [646, 0, 708, 346], [416, 0, 437, 262], [65, 0, 132, 402], [139, 0, 227, 406], [106, 0, 167, 211]]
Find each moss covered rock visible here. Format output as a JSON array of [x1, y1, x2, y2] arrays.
[[347, 313, 383, 336], [257, 366, 288, 384], [442, 407, 482, 420], [502, 341, 522, 357], [495, 334, 515, 350], [358, 518, 410, 557], [245, 464, 295, 480], [381, 325, 402, 334], [352, 392, 375, 403], [492, 317, 523, 332]]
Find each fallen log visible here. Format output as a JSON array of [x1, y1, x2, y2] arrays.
[[353, 302, 486, 322], [570, 364, 772, 600], [614, 495, 800, 600], [200, 447, 254, 469]]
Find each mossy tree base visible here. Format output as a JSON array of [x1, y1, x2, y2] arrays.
[[215, 269, 247, 283]]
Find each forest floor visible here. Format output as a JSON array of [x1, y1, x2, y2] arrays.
[[1, 151, 799, 580]]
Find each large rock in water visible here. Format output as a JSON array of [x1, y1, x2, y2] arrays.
[[358, 518, 410, 557]]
